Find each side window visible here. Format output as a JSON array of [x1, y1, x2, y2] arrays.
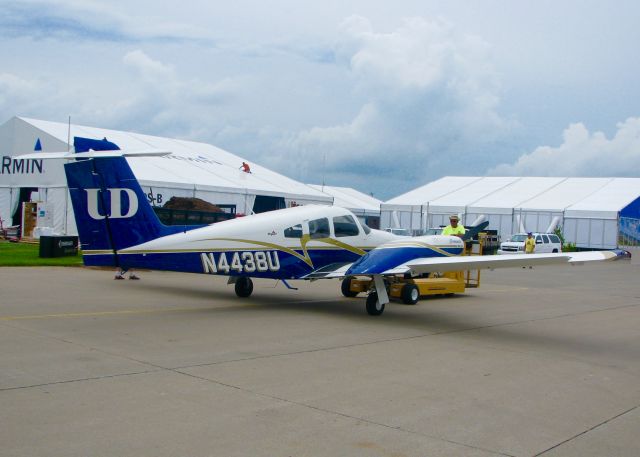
[[333, 215, 360, 237], [542, 235, 550, 243], [284, 224, 303, 238], [309, 218, 330, 239], [549, 234, 561, 243], [535, 235, 543, 244]]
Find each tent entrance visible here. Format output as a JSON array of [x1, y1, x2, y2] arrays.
[[12, 187, 37, 226], [252, 195, 286, 214]]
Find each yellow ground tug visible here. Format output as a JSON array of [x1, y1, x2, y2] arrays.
[[342, 234, 489, 304]]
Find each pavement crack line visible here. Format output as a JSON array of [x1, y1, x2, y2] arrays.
[[3, 300, 637, 456], [534, 404, 640, 456], [6, 299, 637, 382], [168, 300, 640, 371], [2, 300, 638, 393], [171, 367, 515, 457], [0, 321, 178, 388], [0, 369, 161, 392]]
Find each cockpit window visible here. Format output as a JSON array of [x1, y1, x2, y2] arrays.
[[284, 224, 303, 238], [361, 222, 371, 235], [333, 215, 360, 237], [309, 218, 330, 239]]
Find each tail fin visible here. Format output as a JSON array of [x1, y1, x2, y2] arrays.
[[65, 157, 182, 266], [462, 220, 490, 242]]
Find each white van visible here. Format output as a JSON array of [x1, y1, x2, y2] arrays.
[[384, 228, 412, 236], [498, 233, 562, 254]]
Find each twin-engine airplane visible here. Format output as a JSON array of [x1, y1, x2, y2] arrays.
[[22, 150, 628, 316]]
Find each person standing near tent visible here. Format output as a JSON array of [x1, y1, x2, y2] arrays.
[[525, 232, 536, 254], [441, 215, 465, 238], [522, 231, 536, 269], [240, 161, 251, 173]]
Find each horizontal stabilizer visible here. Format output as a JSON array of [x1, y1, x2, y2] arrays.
[[15, 149, 171, 160]]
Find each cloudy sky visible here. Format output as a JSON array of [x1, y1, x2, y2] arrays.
[[1, 0, 639, 199]]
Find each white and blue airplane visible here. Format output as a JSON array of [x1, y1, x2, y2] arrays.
[[20, 150, 628, 315]]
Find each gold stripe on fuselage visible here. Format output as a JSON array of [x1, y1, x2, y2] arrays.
[[84, 237, 372, 268]]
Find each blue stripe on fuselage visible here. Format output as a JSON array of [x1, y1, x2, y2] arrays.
[[346, 246, 463, 275], [82, 248, 365, 279]]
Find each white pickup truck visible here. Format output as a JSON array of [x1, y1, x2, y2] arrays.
[[498, 233, 562, 254]]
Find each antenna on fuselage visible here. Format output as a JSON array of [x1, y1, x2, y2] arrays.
[[321, 152, 326, 191], [67, 115, 72, 152]]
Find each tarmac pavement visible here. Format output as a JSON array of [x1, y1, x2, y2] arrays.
[[1, 259, 639, 456]]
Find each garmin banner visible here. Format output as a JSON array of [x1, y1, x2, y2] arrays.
[[0, 136, 121, 188]]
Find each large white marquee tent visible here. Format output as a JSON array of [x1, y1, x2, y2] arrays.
[[381, 176, 640, 249], [0, 117, 332, 235], [307, 184, 381, 227]]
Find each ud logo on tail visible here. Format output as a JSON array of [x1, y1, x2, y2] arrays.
[[86, 188, 139, 220]]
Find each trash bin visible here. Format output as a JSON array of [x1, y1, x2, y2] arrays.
[[39, 236, 79, 258]]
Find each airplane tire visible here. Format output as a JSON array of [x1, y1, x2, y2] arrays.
[[401, 284, 420, 305], [341, 277, 358, 297], [366, 292, 385, 316], [235, 277, 254, 298]]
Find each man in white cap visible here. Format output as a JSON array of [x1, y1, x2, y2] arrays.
[[441, 214, 466, 238]]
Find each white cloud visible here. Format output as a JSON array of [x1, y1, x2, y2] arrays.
[[3, 4, 637, 200], [489, 118, 640, 176], [0, 73, 42, 102], [104, 50, 243, 138], [339, 16, 455, 90], [270, 16, 515, 195], [123, 50, 175, 82], [0, 0, 212, 44], [0, 73, 59, 117]]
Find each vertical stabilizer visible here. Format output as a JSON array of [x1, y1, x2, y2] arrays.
[[65, 157, 183, 266]]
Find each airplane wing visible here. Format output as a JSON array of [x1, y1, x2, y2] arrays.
[[341, 242, 629, 277], [382, 251, 626, 276], [304, 250, 628, 280]]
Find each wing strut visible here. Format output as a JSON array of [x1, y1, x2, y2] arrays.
[[280, 279, 299, 290]]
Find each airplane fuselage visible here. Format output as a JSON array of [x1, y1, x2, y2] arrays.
[[83, 205, 463, 279]]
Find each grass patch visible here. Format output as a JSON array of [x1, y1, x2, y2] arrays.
[[0, 240, 83, 267]]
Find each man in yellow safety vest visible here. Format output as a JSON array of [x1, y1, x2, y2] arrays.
[[525, 232, 536, 254], [441, 215, 466, 238]]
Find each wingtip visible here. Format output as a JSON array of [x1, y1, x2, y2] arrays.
[[611, 249, 632, 260]]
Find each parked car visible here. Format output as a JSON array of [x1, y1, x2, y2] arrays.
[[384, 228, 412, 236], [422, 227, 444, 236], [498, 233, 562, 254]]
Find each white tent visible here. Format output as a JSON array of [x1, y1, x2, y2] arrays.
[[308, 184, 381, 227], [0, 117, 332, 235], [422, 177, 521, 229], [563, 178, 640, 248], [466, 177, 566, 236], [307, 184, 380, 216], [381, 177, 479, 232], [382, 176, 640, 248]]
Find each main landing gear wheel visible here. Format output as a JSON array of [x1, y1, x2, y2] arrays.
[[401, 284, 420, 305], [341, 277, 358, 297], [365, 292, 385, 316], [234, 277, 254, 297]]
